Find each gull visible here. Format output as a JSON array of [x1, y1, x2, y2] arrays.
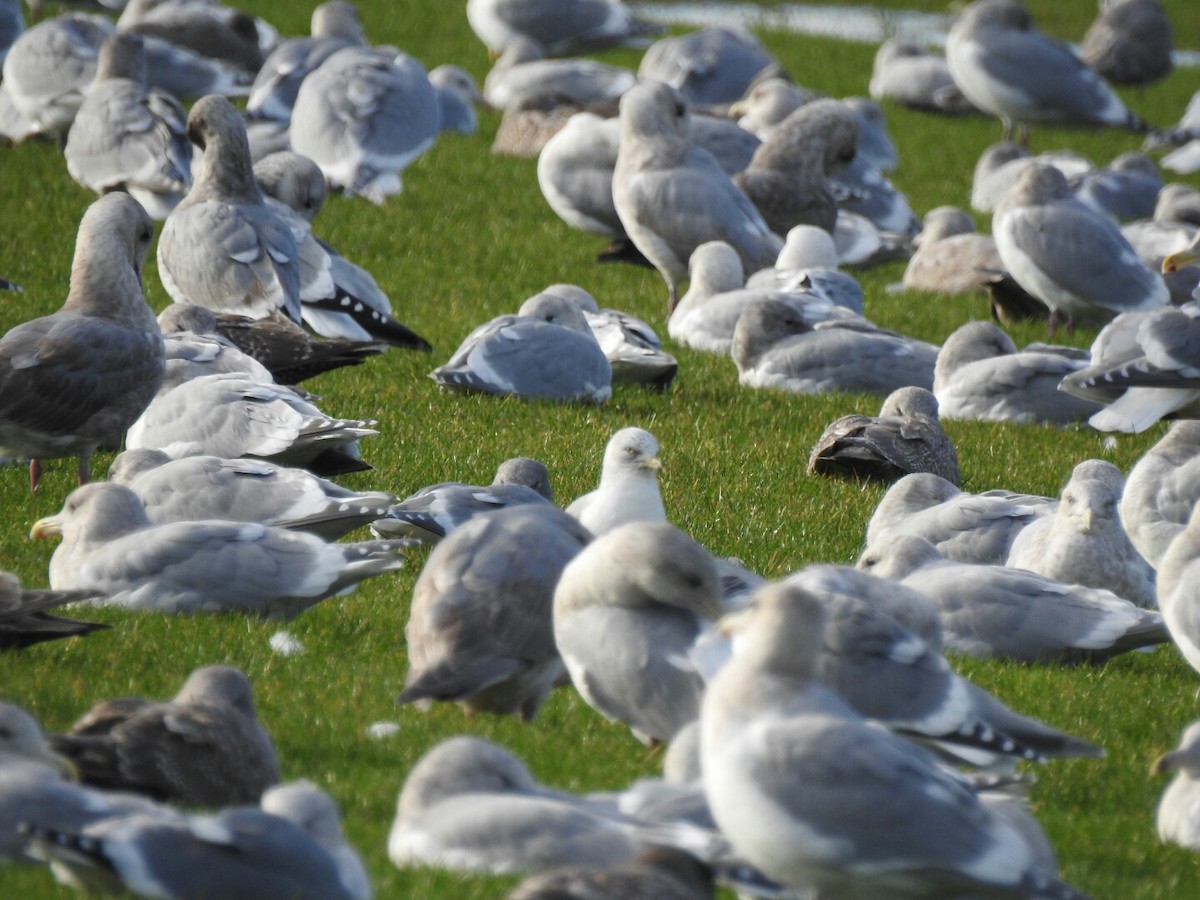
[[869, 38, 976, 115], [1070, 152, 1162, 223], [0, 570, 107, 651], [1120, 421, 1200, 567], [64, 32, 192, 219], [372, 457, 554, 543], [290, 45, 439, 204], [158, 94, 302, 323], [1080, 0, 1173, 91], [638, 26, 777, 106], [612, 80, 782, 313], [1154, 720, 1200, 849], [858, 535, 1170, 663], [429, 64, 486, 135], [47, 665, 279, 807], [727, 77, 818, 140], [808, 386, 960, 486], [116, 0, 265, 75], [108, 447, 395, 539], [31, 482, 412, 619], [1156, 503, 1200, 676], [507, 846, 715, 900], [1007, 459, 1156, 608], [398, 504, 591, 721], [0, 192, 163, 492], [482, 36, 635, 111], [946, 0, 1149, 142], [901, 206, 1004, 296], [466, 0, 662, 57], [566, 427, 664, 536], [970, 141, 1094, 214], [553, 522, 725, 745], [700, 580, 1086, 898]]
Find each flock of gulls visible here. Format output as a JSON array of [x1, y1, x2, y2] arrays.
[[4, 0, 1200, 896]]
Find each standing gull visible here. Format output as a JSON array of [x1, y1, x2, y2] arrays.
[[398, 504, 590, 721], [612, 80, 782, 313], [31, 482, 412, 619], [700, 581, 1085, 898], [1121, 421, 1200, 567], [566, 427, 664, 536], [1154, 720, 1200, 849], [0, 192, 163, 492], [158, 94, 301, 323], [945, 0, 1148, 142], [1006, 459, 1156, 608], [47, 665, 279, 807]]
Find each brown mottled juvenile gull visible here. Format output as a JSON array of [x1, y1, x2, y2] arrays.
[[945, 0, 1149, 142], [373, 456, 553, 543], [732, 298, 938, 396], [638, 26, 776, 106], [858, 535, 1170, 663], [866, 473, 1048, 566], [245, 1, 366, 122], [507, 846, 715, 900], [612, 80, 782, 313], [727, 77, 815, 140], [397, 504, 591, 722], [159, 94, 301, 323], [731, 98, 859, 237], [0, 192, 163, 492], [1006, 459, 1156, 608], [1154, 720, 1200, 849], [48, 665, 279, 807], [554, 522, 724, 745], [700, 581, 1086, 899], [1121, 421, 1200, 567], [1080, 0, 1173, 91], [430, 293, 611, 404], [994, 163, 1168, 332], [808, 386, 960, 486], [64, 32, 191, 220], [116, 0, 268, 75], [289, 46, 439, 204], [483, 36, 635, 111], [0, 570, 107, 651], [1156, 503, 1200, 675], [869, 38, 976, 116], [933, 320, 1102, 424], [108, 448, 394, 540], [31, 482, 412, 619], [467, 0, 662, 56], [902, 206, 1003, 296], [566, 427, 664, 536], [253, 150, 432, 349]]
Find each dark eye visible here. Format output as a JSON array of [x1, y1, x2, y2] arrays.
[[675, 101, 686, 117]]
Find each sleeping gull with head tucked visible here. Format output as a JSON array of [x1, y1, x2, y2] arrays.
[[467, 0, 662, 57]]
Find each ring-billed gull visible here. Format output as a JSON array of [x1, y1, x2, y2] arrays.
[[700, 581, 1086, 898], [1006, 459, 1156, 608], [994, 163, 1168, 332], [946, 0, 1148, 142], [807, 386, 961, 486], [869, 38, 976, 116], [1156, 503, 1200, 675], [1154, 720, 1200, 849], [566, 427, 664, 536], [373, 456, 554, 543], [732, 298, 938, 396], [290, 46, 439, 204], [245, 1, 366, 122], [901, 206, 1003, 296], [31, 482, 413, 619], [858, 535, 1170, 663], [865, 473, 1046, 566], [64, 32, 191, 220], [398, 504, 590, 722], [48, 665, 279, 807], [1120, 421, 1200, 567], [430, 293, 611, 403], [554, 521, 724, 745], [108, 448, 394, 539], [612, 80, 782, 313], [158, 94, 301, 322], [482, 36, 635, 111], [0, 569, 107, 650], [0, 192, 163, 492], [466, 0, 662, 57], [731, 98, 859, 237], [507, 846, 715, 900], [933, 320, 1103, 424], [638, 27, 776, 106], [1080, 0, 1173, 91]]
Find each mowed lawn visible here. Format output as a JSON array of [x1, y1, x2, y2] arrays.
[[2, 0, 1200, 896]]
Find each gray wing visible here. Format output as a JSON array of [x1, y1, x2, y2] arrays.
[[247, 36, 349, 121]]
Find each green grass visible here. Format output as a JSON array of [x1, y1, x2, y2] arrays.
[[3, 1, 1200, 897]]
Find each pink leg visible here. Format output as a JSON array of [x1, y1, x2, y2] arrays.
[[29, 459, 41, 493], [77, 453, 91, 486]]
